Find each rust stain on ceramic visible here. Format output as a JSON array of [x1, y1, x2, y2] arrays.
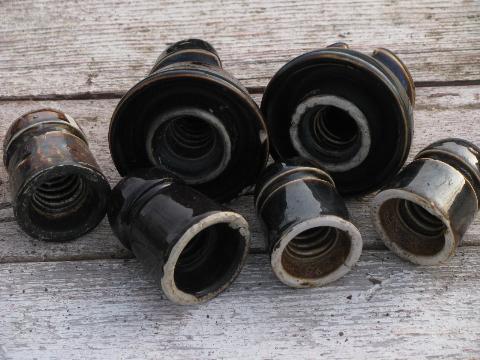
[[3, 109, 110, 241]]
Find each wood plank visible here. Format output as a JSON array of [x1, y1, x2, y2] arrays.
[[0, 249, 479, 359], [0, 0, 479, 98], [0, 85, 480, 262]]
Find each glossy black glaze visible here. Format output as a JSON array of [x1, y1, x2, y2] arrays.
[[108, 167, 250, 304], [255, 159, 342, 251], [254, 158, 362, 288], [109, 39, 269, 202], [372, 138, 480, 265], [261, 42, 414, 196], [3, 109, 110, 241]]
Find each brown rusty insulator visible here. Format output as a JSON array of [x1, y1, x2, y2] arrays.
[[3, 109, 110, 241]]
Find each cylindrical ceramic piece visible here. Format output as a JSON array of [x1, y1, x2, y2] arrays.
[[108, 167, 250, 304], [3, 109, 110, 241], [372, 138, 480, 265], [255, 159, 362, 287]]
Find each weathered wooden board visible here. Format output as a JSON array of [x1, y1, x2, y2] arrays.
[[0, 0, 479, 98], [0, 1, 479, 358], [1, 86, 480, 262], [0, 249, 479, 359], [0, 0, 479, 358]]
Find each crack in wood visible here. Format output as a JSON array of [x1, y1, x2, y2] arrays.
[[0, 81, 479, 102]]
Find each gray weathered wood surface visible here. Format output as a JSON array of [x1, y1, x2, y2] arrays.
[[1, 249, 479, 359], [0, 0, 479, 358], [1, 0, 479, 98]]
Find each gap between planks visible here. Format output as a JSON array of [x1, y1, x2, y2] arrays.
[[1, 79, 480, 102]]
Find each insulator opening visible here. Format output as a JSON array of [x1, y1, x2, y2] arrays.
[[31, 174, 88, 215], [164, 117, 217, 159], [28, 172, 102, 235], [313, 106, 359, 150], [284, 227, 338, 260], [297, 105, 361, 162], [397, 200, 446, 237], [150, 114, 229, 184], [174, 222, 247, 297], [290, 96, 373, 174], [281, 225, 352, 280], [378, 198, 446, 256]]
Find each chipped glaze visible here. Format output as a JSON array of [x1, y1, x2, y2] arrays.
[[372, 138, 480, 265], [3, 109, 110, 241]]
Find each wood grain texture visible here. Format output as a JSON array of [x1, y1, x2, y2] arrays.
[[0, 0, 479, 98], [1, 85, 480, 262], [0, 249, 479, 359], [1, 1, 479, 358]]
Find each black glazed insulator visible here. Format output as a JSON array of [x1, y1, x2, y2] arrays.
[[372, 138, 480, 265], [108, 167, 250, 305], [261, 42, 415, 196], [254, 158, 362, 287], [109, 39, 269, 202], [3, 109, 110, 241]]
